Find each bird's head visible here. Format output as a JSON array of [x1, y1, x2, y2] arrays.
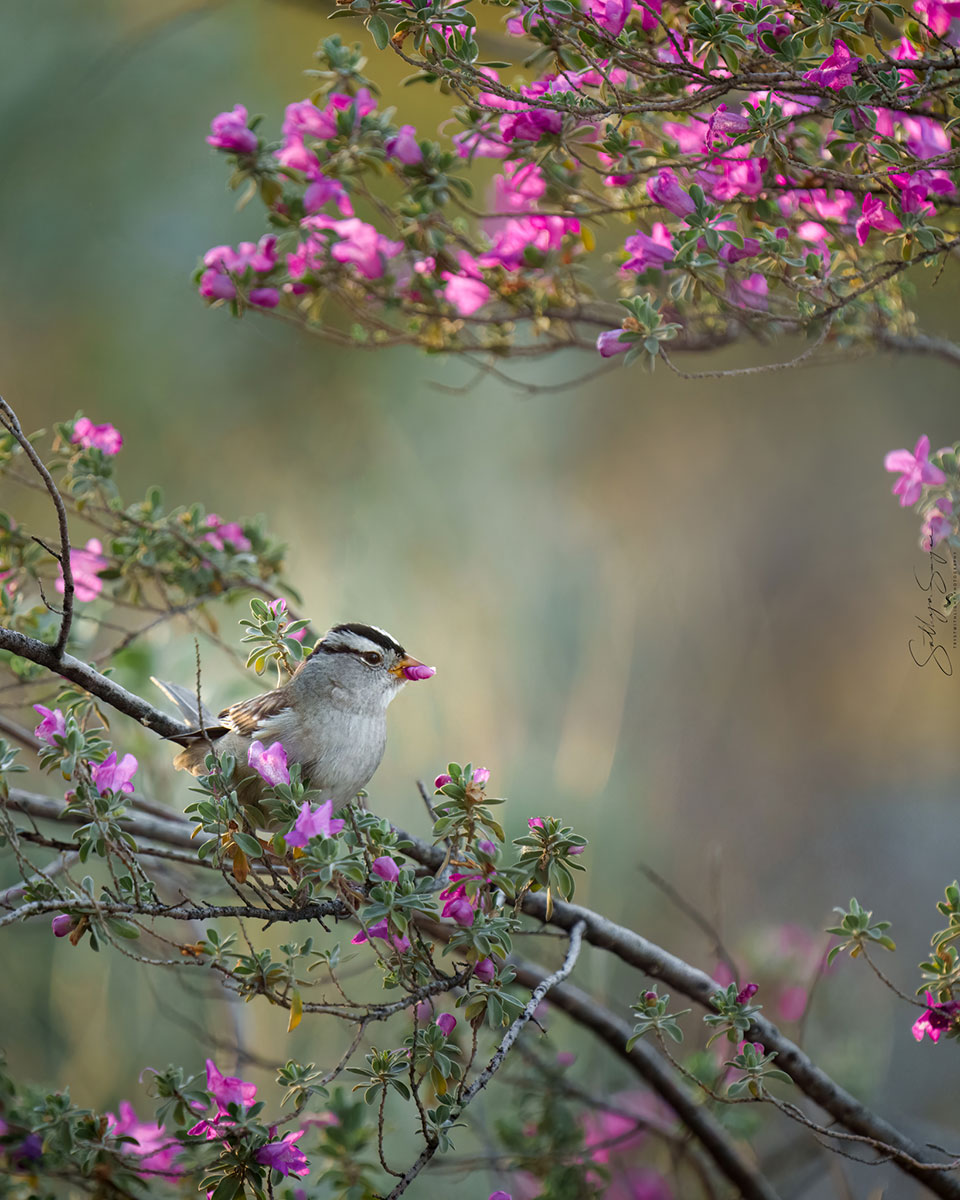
[[304, 622, 435, 710]]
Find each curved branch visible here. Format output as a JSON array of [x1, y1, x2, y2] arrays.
[[0, 398, 74, 655]]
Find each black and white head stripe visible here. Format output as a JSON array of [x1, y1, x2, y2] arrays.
[[315, 623, 405, 658]]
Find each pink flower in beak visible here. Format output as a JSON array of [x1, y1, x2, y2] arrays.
[[403, 663, 436, 681]]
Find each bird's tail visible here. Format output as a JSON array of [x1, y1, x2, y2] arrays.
[[151, 677, 217, 731]]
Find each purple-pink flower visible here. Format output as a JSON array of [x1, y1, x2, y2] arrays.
[[473, 767, 490, 784], [588, 0, 631, 36], [622, 223, 674, 272], [921, 498, 954, 551], [385, 125, 423, 165], [256, 1130, 310, 1178], [71, 417, 123, 456], [207, 105, 258, 155], [202, 513, 252, 553], [205, 1058, 257, 1113], [351, 918, 411, 953], [803, 39, 861, 90], [51, 913, 75, 937], [884, 435, 946, 507], [528, 817, 545, 829], [107, 1102, 181, 1178], [33, 704, 66, 746], [403, 663, 436, 681], [474, 957, 496, 982], [57, 538, 107, 603], [372, 856, 400, 882], [912, 991, 960, 1043], [735, 982, 759, 1005], [91, 751, 138, 795], [855, 194, 902, 246], [436, 1012, 457, 1035], [596, 329, 630, 357], [435, 773, 453, 788], [646, 168, 696, 218], [248, 740, 290, 788], [285, 799, 346, 847]]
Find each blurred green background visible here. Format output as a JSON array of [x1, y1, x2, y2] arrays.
[[3, 2, 960, 1196]]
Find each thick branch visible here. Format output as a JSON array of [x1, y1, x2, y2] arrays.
[[874, 329, 960, 369], [511, 961, 781, 1200]]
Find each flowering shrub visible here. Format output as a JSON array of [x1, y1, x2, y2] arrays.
[[193, 3, 960, 381], [3, 398, 960, 1200]]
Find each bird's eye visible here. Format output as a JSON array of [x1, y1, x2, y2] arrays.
[[362, 651, 383, 666]]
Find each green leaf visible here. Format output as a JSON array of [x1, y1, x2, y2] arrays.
[[232, 832, 264, 858], [368, 14, 390, 49]]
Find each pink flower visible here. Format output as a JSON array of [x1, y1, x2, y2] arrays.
[[474, 957, 496, 982], [735, 982, 759, 1005], [202, 514, 252, 553], [372, 856, 400, 882], [912, 991, 960, 1043], [33, 704, 66, 745], [646, 168, 695, 217], [51, 914, 75, 937], [528, 817, 545, 829], [71, 417, 123, 456], [249, 287, 280, 308], [385, 125, 423, 164], [443, 894, 476, 926], [622, 223, 674, 272], [490, 1193, 512, 1200], [256, 1130, 310, 1178], [304, 175, 354, 216], [285, 799, 345, 847], [436, 1013, 457, 1035], [351, 918, 411, 953], [106, 1101, 181, 1178], [588, 0, 631, 36], [443, 271, 491, 316], [403, 663, 436, 681], [91, 751, 138, 795], [855, 194, 902, 246], [207, 105, 258, 155], [885, 436, 946, 507], [206, 1059, 257, 1113], [473, 767, 490, 783], [248, 740, 290, 788], [706, 103, 751, 142], [803, 39, 861, 90], [596, 329, 629, 357], [478, 839, 497, 856], [435, 773, 453, 788], [56, 538, 107, 602], [267, 598, 307, 642], [922, 499, 954, 551]]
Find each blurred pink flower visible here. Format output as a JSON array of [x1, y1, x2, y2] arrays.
[[885, 435, 946, 507], [922, 498, 954, 551], [57, 538, 107, 602], [777, 985, 808, 1022], [912, 992, 960, 1043], [385, 124, 423, 164], [202, 514, 252, 553], [206, 1059, 257, 1113], [33, 704, 66, 745], [248, 740, 290, 788], [436, 1013, 457, 1035], [256, 1130, 309, 1178], [351, 918, 411, 953], [528, 817, 545, 829], [597, 329, 630, 357], [646, 168, 695, 217], [91, 751, 138, 795], [107, 1101, 182, 1178], [473, 767, 490, 783], [207, 105, 258, 154], [735, 982, 759, 1004], [72, 417, 123, 456], [285, 799, 345, 847]]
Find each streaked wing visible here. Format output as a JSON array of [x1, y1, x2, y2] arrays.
[[219, 690, 293, 738]]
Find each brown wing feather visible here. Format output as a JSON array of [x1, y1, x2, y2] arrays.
[[219, 690, 292, 737]]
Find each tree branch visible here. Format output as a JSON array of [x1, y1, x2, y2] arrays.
[[0, 398, 74, 656], [511, 961, 781, 1200]]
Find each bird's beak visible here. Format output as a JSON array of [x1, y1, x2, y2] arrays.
[[390, 655, 436, 681]]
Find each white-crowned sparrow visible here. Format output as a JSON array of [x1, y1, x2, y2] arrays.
[[154, 622, 434, 805]]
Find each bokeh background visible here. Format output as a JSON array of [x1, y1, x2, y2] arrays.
[[2, 2, 960, 1197]]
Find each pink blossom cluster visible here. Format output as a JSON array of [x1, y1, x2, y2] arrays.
[[199, 237, 280, 308], [71, 417, 123, 456], [55, 537, 108, 602]]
